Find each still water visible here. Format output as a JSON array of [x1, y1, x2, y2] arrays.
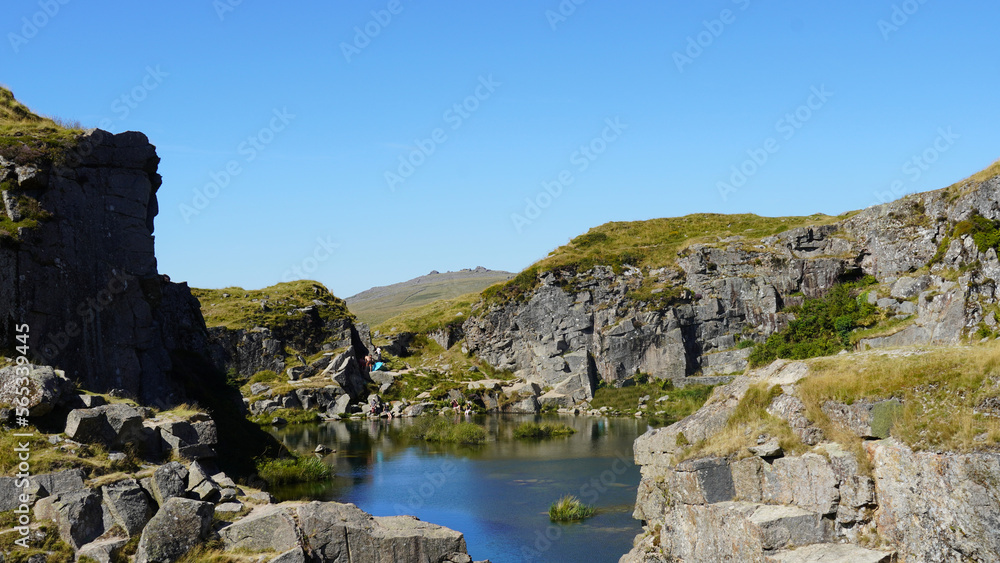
[[267, 414, 647, 563]]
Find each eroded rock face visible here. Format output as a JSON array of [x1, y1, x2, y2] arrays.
[[624, 356, 1000, 563], [467, 179, 1000, 395], [0, 130, 212, 406]]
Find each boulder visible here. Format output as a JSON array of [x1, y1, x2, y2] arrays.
[[328, 394, 354, 416], [102, 478, 155, 536], [0, 364, 73, 416], [78, 537, 130, 563], [537, 391, 574, 409], [296, 501, 467, 563], [134, 498, 214, 563], [219, 504, 300, 553], [65, 403, 145, 448], [33, 489, 105, 548], [505, 395, 540, 414], [149, 461, 189, 505]]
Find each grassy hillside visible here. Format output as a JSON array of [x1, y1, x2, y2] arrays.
[[192, 280, 354, 331], [347, 269, 511, 326], [375, 291, 482, 334], [482, 212, 850, 304]]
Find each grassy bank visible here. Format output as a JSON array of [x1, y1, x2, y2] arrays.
[[401, 417, 487, 445]]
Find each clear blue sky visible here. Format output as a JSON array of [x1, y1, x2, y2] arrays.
[[3, 1, 998, 297]]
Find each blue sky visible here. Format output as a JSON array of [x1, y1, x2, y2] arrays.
[[3, 0, 998, 297]]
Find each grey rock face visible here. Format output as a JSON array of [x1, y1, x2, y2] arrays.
[[135, 497, 214, 563], [0, 130, 213, 405]]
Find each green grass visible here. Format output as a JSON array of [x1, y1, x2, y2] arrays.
[[192, 280, 354, 331], [0, 511, 75, 563], [0, 86, 82, 166], [250, 408, 321, 426], [348, 272, 512, 327], [748, 276, 880, 366], [513, 422, 576, 439], [400, 417, 488, 445], [548, 495, 596, 522], [375, 291, 483, 335], [256, 455, 332, 486], [482, 213, 849, 304]]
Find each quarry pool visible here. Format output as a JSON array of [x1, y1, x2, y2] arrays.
[[268, 414, 647, 563]]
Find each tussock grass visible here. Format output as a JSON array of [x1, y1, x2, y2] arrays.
[[250, 408, 320, 426], [401, 417, 487, 445], [800, 344, 1000, 453], [0, 511, 75, 562], [257, 455, 331, 486], [549, 495, 596, 522], [513, 422, 575, 439], [680, 383, 804, 461], [0, 429, 138, 477]]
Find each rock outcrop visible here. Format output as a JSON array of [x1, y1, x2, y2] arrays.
[[622, 355, 1000, 562], [465, 176, 1000, 400], [0, 129, 213, 405]]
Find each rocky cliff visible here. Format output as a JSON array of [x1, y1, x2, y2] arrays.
[[621, 347, 1000, 562], [463, 169, 1000, 404], [1, 127, 213, 406]]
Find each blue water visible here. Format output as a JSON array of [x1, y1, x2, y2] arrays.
[[268, 414, 646, 563]]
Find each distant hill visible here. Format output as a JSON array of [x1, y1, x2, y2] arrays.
[[346, 267, 513, 326]]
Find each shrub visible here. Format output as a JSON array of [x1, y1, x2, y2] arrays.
[[749, 279, 878, 366], [257, 455, 331, 486], [549, 495, 596, 522], [513, 422, 576, 439]]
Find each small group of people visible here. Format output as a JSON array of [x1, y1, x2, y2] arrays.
[[361, 347, 383, 373]]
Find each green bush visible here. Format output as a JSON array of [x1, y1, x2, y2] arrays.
[[513, 422, 576, 439], [549, 495, 596, 522], [749, 278, 878, 367], [257, 455, 332, 486]]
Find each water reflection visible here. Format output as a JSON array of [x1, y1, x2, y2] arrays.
[[268, 414, 647, 563]]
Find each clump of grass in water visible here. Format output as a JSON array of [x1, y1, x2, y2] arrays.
[[513, 421, 576, 439], [401, 417, 487, 445], [256, 455, 331, 486], [549, 495, 596, 522]]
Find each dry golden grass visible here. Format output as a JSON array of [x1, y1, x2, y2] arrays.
[[800, 344, 1000, 453]]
